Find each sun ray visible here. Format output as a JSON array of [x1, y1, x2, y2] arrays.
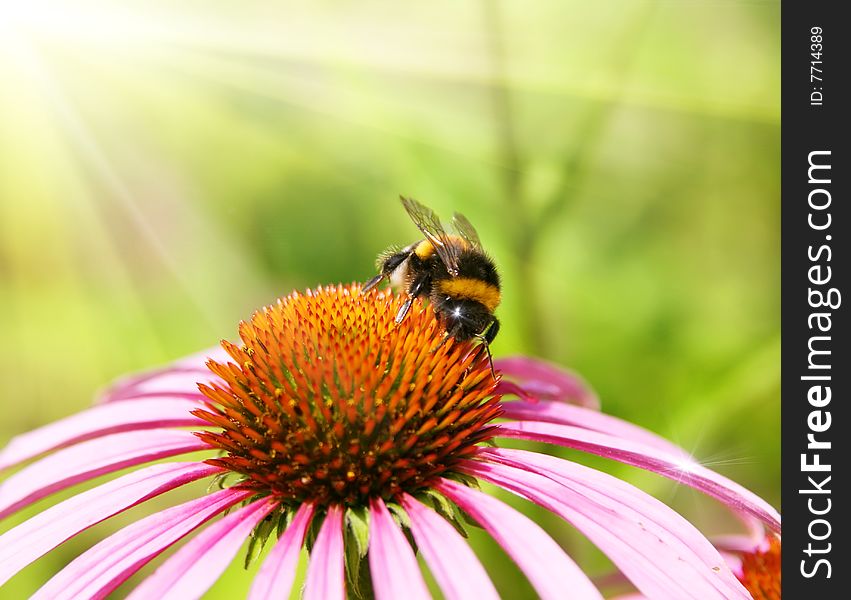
[[5, 32, 231, 330]]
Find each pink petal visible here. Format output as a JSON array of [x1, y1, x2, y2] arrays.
[[303, 505, 345, 600], [100, 370, 212, 403], [32, 487, 253, 600], [0, 398, 204, 472], [501, 400, 689, 455], [126, 496, 277, 600], [0, 461, 219, 587], [98, 346, 229, 403], [497, 421, 781, 533], [0, 429, 210, 519], [469, 449, 751, 600], [250, 503, 315, 600], [713, 534, 763, 554], [436, 478, 603, 600], [494, 356, 599, 409], [401, 493, 499, 600], [368, 497, 430, 600]]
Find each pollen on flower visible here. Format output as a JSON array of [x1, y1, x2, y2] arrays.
[[738, 536, 781, 600], [192, 284, 502, 507]]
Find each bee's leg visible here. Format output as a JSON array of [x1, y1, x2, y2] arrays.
[[394, 274, 430, 324], [395, 297, 415, 323], [484, 317, 500, 344], [474, 333, 498, 382], [474, 318, 500, 382]]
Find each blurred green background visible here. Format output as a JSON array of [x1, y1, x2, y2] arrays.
[[1, 0, 778, 597]]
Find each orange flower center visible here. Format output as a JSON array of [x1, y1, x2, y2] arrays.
[[738, 536, 781, 600], [193, 284, 501, 506]]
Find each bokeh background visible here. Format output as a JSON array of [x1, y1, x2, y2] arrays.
[[1, 0, 779, 597]]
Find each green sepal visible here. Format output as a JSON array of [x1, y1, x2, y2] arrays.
[[345, 539, 375, 600], [386, 502, 417, 553], [345, 506, 371, 557], [458, 506, 484, 530], [276, 507, 295, 539], [443, 471, 480, 489], [416, 488, 468, 538], [385, 502, 411, 530], [304, 511, 326, 553], [206, 471, 248, 494], [244, 509, 279, 569], [206, 472, 230, 493], [344, 506, 371, 598]]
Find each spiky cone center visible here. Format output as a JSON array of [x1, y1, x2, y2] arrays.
[[193, 284, 502, 507], [738, 536, 781, 600]]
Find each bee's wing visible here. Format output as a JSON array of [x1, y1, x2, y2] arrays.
[[400, 196, 461, 275], [451, 212, 483, 249]]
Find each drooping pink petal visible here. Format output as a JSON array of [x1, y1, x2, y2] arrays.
[[713, 534, 765, 554], [31, 487, 253, 600], [102, 373, 209, 403], [401, 493, 499, 600], [97, 346, 230, 403], [497, 420, 781, 533], [0, 462, 220, 587], [303, 505, 345, 600], [368, 497, 430, 600], [250, 503, 315, 600], [436, 478, 603, 600], [0, 398, 204, 472], [0, 429, 210, 519], [501, 400, 689, 455], [126, 496, 277, 600], [494, 356, 599, 409], [469, 449, 751, 600]]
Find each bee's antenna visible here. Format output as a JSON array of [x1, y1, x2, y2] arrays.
[[361, 273, 386, 295]]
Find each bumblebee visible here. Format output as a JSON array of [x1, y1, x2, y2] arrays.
[[363, 197, 501, 371]]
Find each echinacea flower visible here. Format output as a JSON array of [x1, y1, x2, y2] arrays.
[[0, 284, 780, 599]]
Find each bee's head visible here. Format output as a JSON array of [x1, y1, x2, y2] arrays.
[[437, 297, 493, 342]]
